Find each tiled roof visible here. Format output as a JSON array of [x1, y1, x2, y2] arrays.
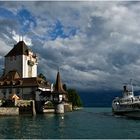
[[0, 70, 21, 81], [22, 77, 38, 87], [21, 77, 51, 88], [0, 70, 51, 89], [5, 41, 30, 57]]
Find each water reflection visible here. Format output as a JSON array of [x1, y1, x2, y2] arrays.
[[1, 108, 140, 139], [58, 114, 65, 139]]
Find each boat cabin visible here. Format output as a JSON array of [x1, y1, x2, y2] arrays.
[[122, 85, 134, 99]]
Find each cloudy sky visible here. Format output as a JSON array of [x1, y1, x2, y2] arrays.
[[0, 1, 140, 91]]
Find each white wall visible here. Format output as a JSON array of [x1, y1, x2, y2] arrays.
[[22, 53, 37, 78], [5, 53, 38, 78]]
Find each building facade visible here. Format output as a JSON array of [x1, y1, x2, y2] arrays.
[[0, 40, 70, 113], [5, 41, 38, 78], [0, 41, 51, 102]]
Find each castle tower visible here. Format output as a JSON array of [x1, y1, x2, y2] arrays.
[[53, 71, 68, 102], [55, 71, 66, 93], [4, 41, 38, 78], [53, 71, 68, 114]]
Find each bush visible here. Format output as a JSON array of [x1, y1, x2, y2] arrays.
[[67, 89, 82, 107]]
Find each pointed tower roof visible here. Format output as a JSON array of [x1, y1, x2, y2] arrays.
[[5, 41, 30, 57], [54, 71, 67, 94]]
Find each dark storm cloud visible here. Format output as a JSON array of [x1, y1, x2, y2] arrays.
[[0, 1, 140, 91], [109, 49, 137, 70]]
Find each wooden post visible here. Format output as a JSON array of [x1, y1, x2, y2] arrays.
[[31, 100, 36, 115]]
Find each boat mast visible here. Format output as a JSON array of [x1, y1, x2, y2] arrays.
[[130, 79, 133, 93]]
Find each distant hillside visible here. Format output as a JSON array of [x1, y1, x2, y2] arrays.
[[78, 90, 140, 107], [78, 90, 122, 107]]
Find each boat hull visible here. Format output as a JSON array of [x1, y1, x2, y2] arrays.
[[112, 109, 140, 118]]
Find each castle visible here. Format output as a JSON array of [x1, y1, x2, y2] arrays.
[[0, 40, 70, 114]]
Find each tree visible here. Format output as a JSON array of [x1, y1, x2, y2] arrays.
[[38, 73, 46, 81], [67, 89, 82, 107], [63, 84, 67, 91]]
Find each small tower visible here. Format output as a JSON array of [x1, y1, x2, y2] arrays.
[[5, 41, 38, 78], [54, 71, 68, 102], [53, 71, 68, 113]]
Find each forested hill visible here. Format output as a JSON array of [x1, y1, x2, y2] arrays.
[[78, 90, 122, 107], [79, 90, 140, 107]]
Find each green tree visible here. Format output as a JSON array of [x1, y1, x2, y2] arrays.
[[67, 89, 82, 107], [38, 73, 46, 81], [63, 84, 67, 91]]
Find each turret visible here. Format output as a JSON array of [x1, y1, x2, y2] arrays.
[[53, 71, 68, 114], [53, 71, 68, 102]]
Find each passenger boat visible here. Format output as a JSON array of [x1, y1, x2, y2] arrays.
[[112, 82, 140, 118]]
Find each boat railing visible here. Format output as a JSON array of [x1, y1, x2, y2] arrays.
[[119, 95, 140, 104], [134, 95, 140, 102]]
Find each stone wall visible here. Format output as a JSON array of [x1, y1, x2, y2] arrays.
[[0, 107, 19, 115], [5, 55, 22, 78], [64, 103, 73, 112], [43, 109, 55, 113], [16, 100, 32, 106], [16, 100, 36, 115]]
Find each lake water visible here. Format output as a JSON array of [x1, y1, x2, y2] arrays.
[[1, 107, 140, 139]]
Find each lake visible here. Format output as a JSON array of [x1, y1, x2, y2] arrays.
[[0, 107, 140, 139]]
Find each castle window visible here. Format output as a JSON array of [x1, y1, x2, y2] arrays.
[[9, 88, 12, 94], [2, 89, 6, 97], [3, 92, 6, 99]]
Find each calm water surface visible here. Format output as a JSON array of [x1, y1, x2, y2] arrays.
[[0, 107, 140, 139]]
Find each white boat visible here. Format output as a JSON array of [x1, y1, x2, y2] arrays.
[[112, 82, 140, 118]]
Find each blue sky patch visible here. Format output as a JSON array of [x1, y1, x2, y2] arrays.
[[16, 8, 36, 35], [0, 7, 15, 19], [48, 20, 78, 40]]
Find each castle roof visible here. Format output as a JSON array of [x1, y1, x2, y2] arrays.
[[0, 70, 51, 89], [53, 71, 67, 94], [1, 70, 21, 81], [5, 41, 31, 57]]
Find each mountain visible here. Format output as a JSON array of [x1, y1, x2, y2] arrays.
[[78, 90, 122, 107]]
